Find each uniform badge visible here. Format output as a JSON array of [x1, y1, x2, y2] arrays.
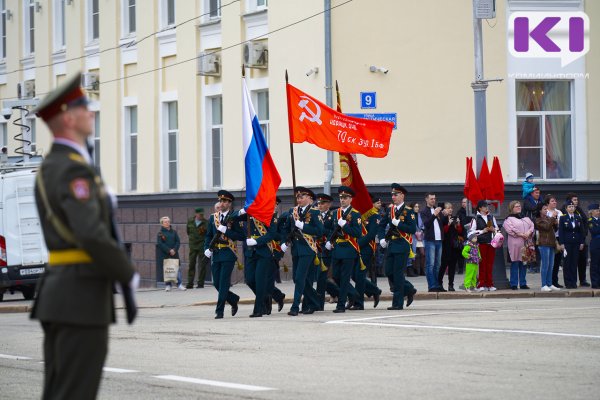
[[357, 218, 361, 224], [70, 178, 90, 201]]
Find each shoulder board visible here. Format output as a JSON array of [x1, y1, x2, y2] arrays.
[[310, 207, 319, 211], [68, 153, 86, 164], [351, 209, 361, 214], [405, 206, 412, 210]]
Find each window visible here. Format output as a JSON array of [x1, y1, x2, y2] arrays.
[[210, 96, 222, 187], [0, 122, 7, 149], [53, 0, 66, 50], [516, 81, 572, 179], [162, 0, 175, 27], [209, 0, 221, 19], [92, 111, 100, 167], [255, 90, 269, 145], [24, 0, 35, 55], [1, 0, 7, 58], [125, 106, 138, 191], [27, 117, 36, 153], [88, 0, 99, 42], [123, 0, 136, 35], [166, 101, 178, 190], [248, 0, 267, 11]]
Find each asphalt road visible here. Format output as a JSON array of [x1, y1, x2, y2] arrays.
[[2, 296, 599, 400]]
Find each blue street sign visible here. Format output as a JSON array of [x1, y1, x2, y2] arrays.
[[360, 92, 376, 109], [346, 113, 397, 130]]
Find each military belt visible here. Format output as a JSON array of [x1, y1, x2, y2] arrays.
[[214, 244, 230, 249], [48, 249, 93, 265], [336, 238, 349, 243]]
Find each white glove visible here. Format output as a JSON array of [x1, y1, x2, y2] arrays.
[[217, 225, 227, 234], [338, 218, 347, 228], [391, 218, 400, 227], [325, 241, 333, 250], [246, 238, 257, 246], [380, 239, 388, 248], [116, 272, 140, 294], [238, 208, 246, 216], [295, 220, 304, 230], [204, 249, 213, 258], [281, 243, 288, 253]]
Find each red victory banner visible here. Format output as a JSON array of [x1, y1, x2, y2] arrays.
[[286, 83, 393, 158]]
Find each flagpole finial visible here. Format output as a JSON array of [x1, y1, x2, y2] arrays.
[[242, 64, 246, 78], [285, 70, 288, 83]]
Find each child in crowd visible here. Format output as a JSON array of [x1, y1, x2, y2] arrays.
[[522, 172, 535, 199], [462, 232, 480, 293]]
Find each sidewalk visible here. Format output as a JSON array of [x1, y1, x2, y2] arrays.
[[1, 273, 598, 314]]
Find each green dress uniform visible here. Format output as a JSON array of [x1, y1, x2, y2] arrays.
[[186, 213, 209, 288], [29, 73, 136, 400], [330, 206, 362, 312], [205, 208, 245, 318], [240, 213, 277, 317], [358, 212, 383, 307], [378, 203, 417, 309], [283, 195, 324, 315], [316, 207, 336, 310]]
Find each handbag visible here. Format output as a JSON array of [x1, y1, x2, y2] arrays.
[[521, 239, 537, 264], [163, 258, 180, 283], [490, 232, 504, 249]]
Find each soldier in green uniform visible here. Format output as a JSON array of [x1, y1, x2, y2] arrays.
[[266, 197, 286, 314], [315, 193, 339, 310], [358, 195, 383, 308], [30, 73, 137, 399], [186, 207, 209, 288], [326, 186, 362, 313], [204, 190, 245, 319], [378, 184, 417, 310], [281, 187, 324, 316]]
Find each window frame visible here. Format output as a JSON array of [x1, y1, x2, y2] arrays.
[[206, 0, 221, 21], [0, 121, 7, 149], [122, 0, 136, 37], [124, 105, 138, 192], [253, 89, 269, 146], [53, 0, 66, 51], [87, 0, 99, 44], [515, 80, 574, 180], [208, 96, 223, 188], [23, 0, 35, 56], [161, 0, 176, 28], [1, 0, 7, 59], [163, 101, 178, 190]]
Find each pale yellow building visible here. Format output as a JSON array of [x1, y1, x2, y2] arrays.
[[0, 0, 598, 191]]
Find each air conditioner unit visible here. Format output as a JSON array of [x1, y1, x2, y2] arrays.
[[197, 51, 221, 77], [243, 41, 268, 69], [81, 72, 100, 91], [17, 80, 35, 99]]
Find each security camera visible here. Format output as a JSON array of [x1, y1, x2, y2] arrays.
[[379, 67, 389, 74], [2, 107, 12, 120], [369, 66, 389, 74], [306, 67, 319, 77]]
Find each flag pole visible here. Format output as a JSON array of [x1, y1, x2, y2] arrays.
[[242, 65, 252, 239], [285, 70, 298, 199]]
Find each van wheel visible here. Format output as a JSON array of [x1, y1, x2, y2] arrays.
[[21, 285, 35, 300]]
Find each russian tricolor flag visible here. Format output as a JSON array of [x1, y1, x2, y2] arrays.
[[242, 79, 281, 226]]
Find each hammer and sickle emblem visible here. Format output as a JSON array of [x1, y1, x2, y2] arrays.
[[298, 96, 323, 125]]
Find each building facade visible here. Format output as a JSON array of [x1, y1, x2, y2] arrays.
[[0, 0, 598, 286]]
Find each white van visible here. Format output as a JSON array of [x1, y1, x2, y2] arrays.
[[0, 163, 48, 301]]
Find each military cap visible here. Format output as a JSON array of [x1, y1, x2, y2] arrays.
[[33, 72, 89, 122], [195, 207, 204, 213], [217, 190, 235, 202], [316, 193, 333, 203], [476, 200, 489, 209], [295, 186, 315, 199], [276, 196, 282, 205], [391, 183, 407, 195], [588, 203, 599, 211], [565, 199, 575, 206], [370, 193, 381, 203], [338, 186, 355, 197]]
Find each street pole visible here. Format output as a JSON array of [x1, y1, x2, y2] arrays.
[[471, 0, 488, 179], [323, 0, 333, 195]]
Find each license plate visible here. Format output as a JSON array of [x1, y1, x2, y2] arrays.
[[20, 267, 45, 276]]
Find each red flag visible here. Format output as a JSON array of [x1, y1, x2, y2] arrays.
[[286, 83, 393, 158], [478, 157, 492, 200], [490, 156, 505, 203], [464, 157, 483, 207]]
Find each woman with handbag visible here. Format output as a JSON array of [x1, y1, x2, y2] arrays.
[[156, 216, 186, 291], [411, 203, 426, 276], [536, 204, 560, 291], [503, 201, 534, 290]]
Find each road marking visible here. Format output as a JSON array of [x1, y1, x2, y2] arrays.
[[103, 367, 139, 373], [154, 375, 276, 392], [331, 321, 600, 339], [0, 354, 32, 360]]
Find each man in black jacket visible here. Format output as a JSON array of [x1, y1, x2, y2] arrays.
[[421, 192, 449, 292]]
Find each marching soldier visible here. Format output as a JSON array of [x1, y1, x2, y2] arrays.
[[588, 203, 600, 289], [237, 203, 277, 318], [204, 190, 245, 319], [281, 187, 324, 316], [378, 184, 417, 310], [358, 194, 383, 308], [326, 186, 362, 313], [315, 193, 339, 310], [30, 73, 137, 399], [265, 197, 286, 314], [186, 207, 209, 288]]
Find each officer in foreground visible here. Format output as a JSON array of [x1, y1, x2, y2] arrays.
[[30, 73, 138, 399]]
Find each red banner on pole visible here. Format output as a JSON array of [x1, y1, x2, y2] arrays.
[[286, 83, 393, 158]]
